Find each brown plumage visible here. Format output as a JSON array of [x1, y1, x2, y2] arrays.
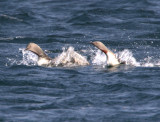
[[25, 43, 89, 67], [91, 41, 121, 66]]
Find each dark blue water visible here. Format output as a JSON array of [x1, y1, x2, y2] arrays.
[[1, 0, 160, 121]]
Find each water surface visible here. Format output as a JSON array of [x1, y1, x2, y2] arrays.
[[0, 0, 160, 121]]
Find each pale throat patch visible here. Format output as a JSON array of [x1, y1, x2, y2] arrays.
[[37, 57, 50, 66], [107, 51, 120, 66]]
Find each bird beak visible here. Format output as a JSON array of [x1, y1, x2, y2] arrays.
[[90, 41, 97, 46], [90, 41, 95, 45]]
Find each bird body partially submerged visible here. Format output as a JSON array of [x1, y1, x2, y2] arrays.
[[91, 41, 121, 67], [25, 43, 89, 67]]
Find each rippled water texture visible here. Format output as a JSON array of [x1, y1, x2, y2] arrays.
[[1, 0, 160, 121]]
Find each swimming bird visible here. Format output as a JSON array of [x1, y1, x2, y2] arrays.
[[25, 43, 89, 67], [91, 41, 123, 66]]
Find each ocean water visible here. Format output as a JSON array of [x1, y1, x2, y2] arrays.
[[1, 0, 160, 121]]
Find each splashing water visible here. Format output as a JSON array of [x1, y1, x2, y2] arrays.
[[7, 48, 38, 66], [7, 47, 89, 67], [7, 47, 160, 68], [92, 49, 140, 67], [140, 56, 160, 67], [117, 49, 140, 66], [20, 48, 160, 67], [52, 47, 89, 67], [92, 50, 107, 67], [21, 49, 38, 66], [91, 49, 160, 67]]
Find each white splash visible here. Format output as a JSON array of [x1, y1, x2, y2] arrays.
[[6, 48, 38, 66], [7, 47, 89, 67], [7, 47, 160, 68], [91, 49, 157, 67], [92, 49, 107, 67], [52, 47, 89, 67], [21, 48, 38, 66], [140, 56, 160, 67], [117, 49, 140, 66]]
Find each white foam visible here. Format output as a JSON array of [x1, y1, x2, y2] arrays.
[[117, 49, 140, 66], [21, 48, 38, 66], [52, 47, 89, 67], [7, 47, 160, 68], [7, 47, 88, 67], [140, 56, 160, 67], [91, 49, 107, 67], [7, 48, 38, 66], [91, 49, 160, 67]]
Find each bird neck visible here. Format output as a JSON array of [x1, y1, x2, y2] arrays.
[[105, 51, 120, 66], [37, 57, 51, 66]]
